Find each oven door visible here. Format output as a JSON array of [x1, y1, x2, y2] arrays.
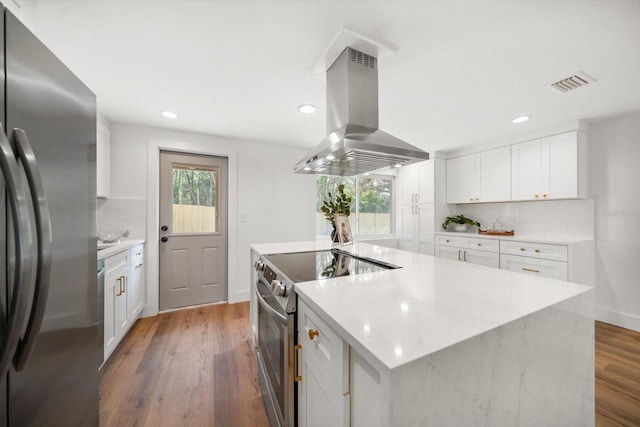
[[256, 278, 295, 426]]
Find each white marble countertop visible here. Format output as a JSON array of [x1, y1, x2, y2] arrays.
[[251, 240, 592, 371], [97, 239, 145, 259], [434, 231, 594, 244]]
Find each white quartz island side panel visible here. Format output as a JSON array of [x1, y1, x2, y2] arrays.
[[251, 241, 594, 426]]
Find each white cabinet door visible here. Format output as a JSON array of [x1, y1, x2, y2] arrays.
[[96, 121, 110, 198], [399, 165, 418, 205], [398, 205, 416, 251], [500, 254, 568, 281], [542, 131, 578, 199], [298, 333, 349, 427], [446, 154, 475, 203], [435, 245, 461, 261], [417, 204, 434, 255], [418, 160, 434, 203], [463, 248, 500, 268], [128, 244, 145, 321], [511, 139, 541, 200], [104, 274, 117, 361], [476, 146, 511, 202]]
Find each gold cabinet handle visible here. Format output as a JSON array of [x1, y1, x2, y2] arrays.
[[469, 198, 474, 201], [477, 243, 482, 246], [520, 248, 525, 251], [463, 251, 468, 262], [542, 193, 547, 198], [445, 239, 450, 243], [136, 251, 142, 256], [122, 275, 126, 294], [294, 344, 302, 382], [308, 329, 319, 340], [457, 250, 462, 261], [534, 249, 540, 253], [521, 268, 540, 273], [115, 277, 122, 296], [534, 194, 539, 198]]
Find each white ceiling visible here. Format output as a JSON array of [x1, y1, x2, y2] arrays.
[[24, 0, 640, 153]]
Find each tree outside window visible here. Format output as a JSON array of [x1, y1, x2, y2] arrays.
[[316, 175, 393, 237]]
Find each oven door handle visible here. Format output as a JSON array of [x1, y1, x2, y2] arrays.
[[255, 286, 287, 322]]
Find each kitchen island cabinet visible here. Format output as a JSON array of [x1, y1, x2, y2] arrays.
[[252, 241, 594, 427]]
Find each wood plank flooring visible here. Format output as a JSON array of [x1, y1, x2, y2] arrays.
[[100, 304, 640, 427], [595, 320, 640, 427], [99, 302, 268, 427]]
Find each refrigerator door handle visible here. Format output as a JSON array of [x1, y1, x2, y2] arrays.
[[12, 129, 53, 371], [0, 125, 33, 379]]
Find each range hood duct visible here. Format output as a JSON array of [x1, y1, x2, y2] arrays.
[[294, 47, 429, 176]]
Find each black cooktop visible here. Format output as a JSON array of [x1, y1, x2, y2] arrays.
[[263, 249, 397, 283]]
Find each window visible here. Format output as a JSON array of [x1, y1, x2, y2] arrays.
[[316, 175, 394, 237], [172, 165, 218, 233]]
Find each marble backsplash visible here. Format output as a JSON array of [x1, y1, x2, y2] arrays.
[[97, 198, 147, 240], [454, 198, 595, 237]]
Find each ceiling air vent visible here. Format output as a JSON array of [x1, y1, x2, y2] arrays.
[[547, 71, 596, 93], [350, 48, 376, 69]]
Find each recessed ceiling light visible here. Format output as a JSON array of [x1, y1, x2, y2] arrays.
[[303, 166, 311, 171], [512, 115, 531, 124], [326, 154, 335, 160], [298, 104, 317, 114], [394, 163, 402, 168], [162, 111, 178, 119]]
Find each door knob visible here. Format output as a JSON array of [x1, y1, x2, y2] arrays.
[[161, 225, 168, 231], [161, 237, 168, 242]]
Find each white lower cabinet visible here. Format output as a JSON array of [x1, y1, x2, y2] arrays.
[[103, 243, 146, 363], [398, 204, 434, 255], [297, 299, 349, 427], [434, 234, 592, 285], [500, 254, 568, 281], [435, 235, 500, 268], [104, 250, 129, 361]]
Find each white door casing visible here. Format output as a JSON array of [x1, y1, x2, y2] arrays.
[[146, 139, 238, 317]]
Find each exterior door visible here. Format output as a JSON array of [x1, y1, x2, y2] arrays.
[[159, 151, 228, 311]]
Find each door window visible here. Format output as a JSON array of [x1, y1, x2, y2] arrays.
[[171, 165, 218, 233]]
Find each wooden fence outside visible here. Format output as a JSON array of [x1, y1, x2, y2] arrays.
[[173, 204, 216, 233], [316, 213, 391, 235]]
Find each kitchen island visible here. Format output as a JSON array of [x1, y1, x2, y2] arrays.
[[250, 241, 594, 426]]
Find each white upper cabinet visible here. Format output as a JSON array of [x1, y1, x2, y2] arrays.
[[399, 160, 434, 204], [511, 131, 587, 201], [96, 121, 111, 198], [446, 146, 511, 204]]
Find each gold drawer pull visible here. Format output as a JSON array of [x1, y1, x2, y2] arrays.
[[520, 248, 525, 251], [542, 193, 547, 198], [477, 243, 482, 246], [308, 329, 319, 340], [294, 344, 302, 382], [534, 194, 539, 198], [445, 239, 450, 243], [534, 249, 540, 253], [522, 268, 540, 273]]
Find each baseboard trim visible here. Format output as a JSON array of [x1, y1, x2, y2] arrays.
[[596, 306, 640, 332], [229, 289, 250, 304]]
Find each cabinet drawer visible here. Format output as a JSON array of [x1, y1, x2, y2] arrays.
[[435, 235, 499, 252], [105, 251, 129, 277], [298, 299, 348, 393], [500, 240, 567, 262], [500, 254, 568, 281]]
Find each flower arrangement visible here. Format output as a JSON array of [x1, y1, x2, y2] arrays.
[[320, 184, 352, 227], [442, 214, 481, 230]]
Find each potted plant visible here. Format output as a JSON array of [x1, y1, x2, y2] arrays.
[[320, 184, 352, 242], [442, 214, 481, 232]]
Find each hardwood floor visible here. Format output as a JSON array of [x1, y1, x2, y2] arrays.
[[99, 302, 269, 427], [100, 305, 640, 427], [595, 321, 640, 427]]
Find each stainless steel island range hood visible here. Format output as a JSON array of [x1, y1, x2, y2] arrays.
[[294, 47, 429, 176]]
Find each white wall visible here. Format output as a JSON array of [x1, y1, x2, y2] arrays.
[[100, 122, 316, 314], [589, 111, 640, 331]]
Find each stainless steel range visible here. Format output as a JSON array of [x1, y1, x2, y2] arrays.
[[254, 249, 399, 427]]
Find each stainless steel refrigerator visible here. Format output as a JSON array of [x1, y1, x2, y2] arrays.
[[0, 6, 98, 426]]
